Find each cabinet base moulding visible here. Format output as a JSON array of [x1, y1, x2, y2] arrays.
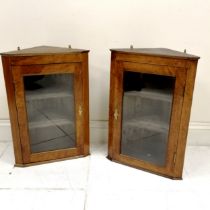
[[14, 153, 90, 167], [106, 156, 183, 180]]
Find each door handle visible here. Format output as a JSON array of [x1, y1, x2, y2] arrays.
[[79, 105, 83, 116], [114, 109, 119, 120]]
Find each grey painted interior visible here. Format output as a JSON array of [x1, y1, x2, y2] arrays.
[[24, 74, 76, 153], [121, 71, 175, 166]]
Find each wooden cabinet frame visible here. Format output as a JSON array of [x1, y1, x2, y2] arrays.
[[108, 49, 199, 179], [1, 46, 90, 166]]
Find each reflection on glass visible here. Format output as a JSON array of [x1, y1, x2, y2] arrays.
[[24, 74, 76, 153], [121, 71, 175, 166]]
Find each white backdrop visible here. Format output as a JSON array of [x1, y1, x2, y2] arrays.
[[0, 0, 210, 123]]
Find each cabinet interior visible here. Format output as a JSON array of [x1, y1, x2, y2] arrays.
[[121, 71, 175, 166], [24, 74, 76, 153]]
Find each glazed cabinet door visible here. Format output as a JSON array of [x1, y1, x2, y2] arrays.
[[12, 63, 84, 164], [109, 61, 186, 178]]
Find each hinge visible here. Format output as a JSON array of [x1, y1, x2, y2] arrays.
[[182, 85, 186, 97], [173, 152, 177, 165]]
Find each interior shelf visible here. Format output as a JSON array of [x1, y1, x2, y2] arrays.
[[29, 118, 74, 129], [121, 132, 167, 166], [25, 87, 73, 101], [121, 115, 169, 166], [31, 135, 75, 153], [27, 109, 74, 129], [27, 109, 76, 153], [123, 115, 169, 133], [124, 88, 173, 102]]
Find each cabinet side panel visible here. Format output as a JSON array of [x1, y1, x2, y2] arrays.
[[1, 56, 23, 164], [166, 68, 186, 175], [174, 60, 198, 178], [81, 53, 90, 155], [108, 52, 117, 159]]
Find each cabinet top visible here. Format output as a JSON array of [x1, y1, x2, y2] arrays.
[[1, 46, 89, 56], [110, 48, 200, 60]]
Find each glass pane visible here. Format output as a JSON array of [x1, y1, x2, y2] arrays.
[[23, 74, 76, 153], [121, 71, 175, 166]]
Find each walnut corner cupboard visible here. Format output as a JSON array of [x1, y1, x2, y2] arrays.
[[108, 47, 199, 179], [1, 46, 90, 166]]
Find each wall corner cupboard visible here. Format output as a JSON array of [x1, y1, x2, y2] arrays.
[[1, 46, 90, 166], [108, 48, 199, 179]]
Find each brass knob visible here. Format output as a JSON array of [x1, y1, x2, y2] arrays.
[[79, 105, 83, 116], [114, 109, 119, 120]]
